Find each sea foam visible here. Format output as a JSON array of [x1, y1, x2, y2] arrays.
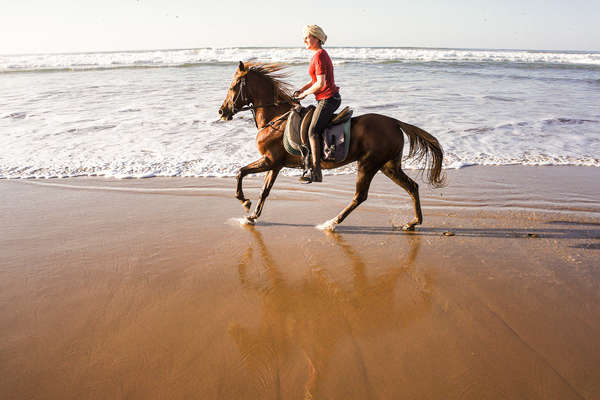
[[2, 47, 599, 73], [1, 47, 599, 179]]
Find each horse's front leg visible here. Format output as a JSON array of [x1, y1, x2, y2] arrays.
[[236, 157, 272, 212], [246, 167, 281, 224]]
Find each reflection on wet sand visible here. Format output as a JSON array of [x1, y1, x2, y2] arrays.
[[3, 175, 599, 399], [231, 226, 432, 399]]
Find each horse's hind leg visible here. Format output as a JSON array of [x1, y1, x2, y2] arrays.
[[380, 159, 423, 231], [236, 157, 272, 212], [246, 168, 281, 223], [317, 162, 378, 231]]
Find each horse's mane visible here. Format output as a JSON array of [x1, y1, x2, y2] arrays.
[[245, 62, 295, 103]]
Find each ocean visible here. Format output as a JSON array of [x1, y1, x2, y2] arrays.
[[1, 47, 599, 179]]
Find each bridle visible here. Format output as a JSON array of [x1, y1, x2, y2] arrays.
[[229, 74, 296, 130], [230, 75, 252, 114]]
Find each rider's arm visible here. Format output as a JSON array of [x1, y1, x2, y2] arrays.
[[294, 81, 314, 97], [299, 82, 312, 92], [298, 74, 325, 99]]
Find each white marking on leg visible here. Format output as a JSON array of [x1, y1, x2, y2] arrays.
[[401, 223, 415, 231], [316, 219, 337, 232], [226, 217, 255, 226]]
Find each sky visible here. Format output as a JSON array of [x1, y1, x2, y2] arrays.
[[1, 0, 599, 54]]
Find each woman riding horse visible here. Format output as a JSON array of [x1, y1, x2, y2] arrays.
[[218, 61, 445, 231], [294, 25, 341, 183]]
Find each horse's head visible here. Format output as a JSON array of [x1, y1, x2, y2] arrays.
[[219, 61, 251, 121]]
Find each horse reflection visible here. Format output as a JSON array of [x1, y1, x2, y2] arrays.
[[230, 228, 432, 399]]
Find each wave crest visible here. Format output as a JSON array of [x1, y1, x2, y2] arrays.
[[2, 47, 599, 74]]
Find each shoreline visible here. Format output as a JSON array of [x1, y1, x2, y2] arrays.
[[10, 164, 600, 219], [1, 165, 599, 399]]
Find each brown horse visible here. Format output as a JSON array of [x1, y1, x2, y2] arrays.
[[219, 61, 445, 231]]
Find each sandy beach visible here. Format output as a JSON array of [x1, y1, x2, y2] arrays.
[[1, 165, 599, 399]]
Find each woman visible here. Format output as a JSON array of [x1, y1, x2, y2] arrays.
[[295, 25, 341, 183]]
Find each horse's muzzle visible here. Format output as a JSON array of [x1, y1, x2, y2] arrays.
[[219, 107, 233, 121]]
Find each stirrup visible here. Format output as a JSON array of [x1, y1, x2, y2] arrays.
[[299, 169, 313, 184]]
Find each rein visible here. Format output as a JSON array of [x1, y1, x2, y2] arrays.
[[256, 110, 292, 133]]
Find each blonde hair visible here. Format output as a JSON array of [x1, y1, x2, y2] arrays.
[[303, 25, 327, 45]]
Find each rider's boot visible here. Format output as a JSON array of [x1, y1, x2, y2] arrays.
[[309, 135, 323, 183], [299, 145, 312, 182]]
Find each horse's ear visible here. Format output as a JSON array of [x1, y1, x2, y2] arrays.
[[238, 61, 245, 71]]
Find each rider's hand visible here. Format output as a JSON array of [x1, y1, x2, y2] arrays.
[[293, 90, 301, 97]]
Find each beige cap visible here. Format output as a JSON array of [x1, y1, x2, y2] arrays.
[[303, 25, 327, 45]]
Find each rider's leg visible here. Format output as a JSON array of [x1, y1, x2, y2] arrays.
[[307, 93, 341, 183]]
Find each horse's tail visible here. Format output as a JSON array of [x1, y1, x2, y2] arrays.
[[397, 121, 446, 188]]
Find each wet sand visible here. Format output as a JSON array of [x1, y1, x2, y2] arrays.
[[1, 166, 599, 399]]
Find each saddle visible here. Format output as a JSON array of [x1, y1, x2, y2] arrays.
[[283, 105, 353, 163]]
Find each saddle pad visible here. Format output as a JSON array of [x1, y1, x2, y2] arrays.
[[323, 119, 351, 162], [283, 110, 303, 156], [283, 118, 351, 163]]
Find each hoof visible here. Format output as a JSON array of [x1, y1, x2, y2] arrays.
[[244, 216, 256, 225], [316, 219, 337, 232], [242, 200, 252, 212], [401, 224, 416, 231]]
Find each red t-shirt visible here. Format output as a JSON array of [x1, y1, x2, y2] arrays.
[[308, 49, 339, 101]]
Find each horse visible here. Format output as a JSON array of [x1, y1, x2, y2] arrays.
[[219, 61, 445, 231]]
